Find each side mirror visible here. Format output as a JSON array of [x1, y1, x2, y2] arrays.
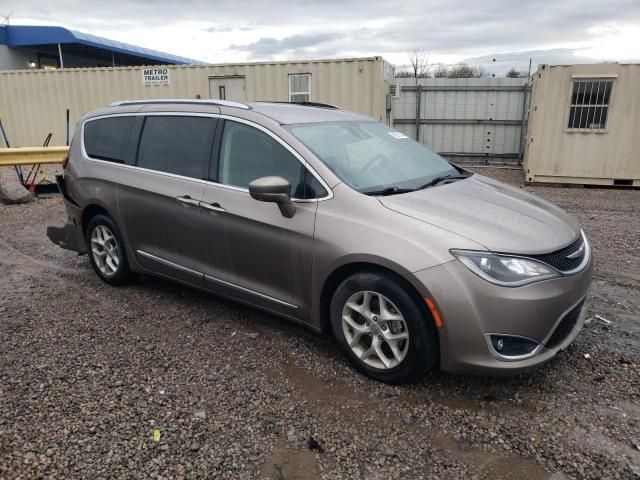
[[248, 176, 296, 218]]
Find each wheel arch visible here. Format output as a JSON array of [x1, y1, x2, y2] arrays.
[[81, 203, 112, 234], [318, 260, 435, 335]]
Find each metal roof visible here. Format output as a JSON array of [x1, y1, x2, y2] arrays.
[[0, 25, 201, 65]]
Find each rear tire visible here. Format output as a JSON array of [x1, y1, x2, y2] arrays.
[[330, 272, 439, 384], [85, 214, 131, 286]]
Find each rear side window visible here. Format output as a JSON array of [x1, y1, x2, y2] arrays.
[[137, 116, 216, 179], [84, 116, 136, 163]]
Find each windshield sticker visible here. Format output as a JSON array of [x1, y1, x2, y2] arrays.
[[388, 131, 409, 139]]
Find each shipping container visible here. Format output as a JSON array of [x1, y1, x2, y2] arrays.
[[523, 63, 640, 186], [0, 57, 394, 147]]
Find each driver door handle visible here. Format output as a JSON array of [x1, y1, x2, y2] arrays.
[[199, 201, 226, 213], [176, 195, 200, 207]]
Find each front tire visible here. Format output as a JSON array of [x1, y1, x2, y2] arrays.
[[330, 272, 439, 384], [85, 214, 131, 286]]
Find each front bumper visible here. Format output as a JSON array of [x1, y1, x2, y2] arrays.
[[409, 255, 593, 375]]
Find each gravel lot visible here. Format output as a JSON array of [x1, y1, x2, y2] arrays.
[[1, 167, 639, 479]]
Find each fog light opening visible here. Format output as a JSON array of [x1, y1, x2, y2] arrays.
[[487, 334, 540, 361]]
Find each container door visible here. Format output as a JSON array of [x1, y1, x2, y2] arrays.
[[209, 76, 246, 101]]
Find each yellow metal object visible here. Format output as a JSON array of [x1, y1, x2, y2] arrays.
[[0, 147, 68, 167]]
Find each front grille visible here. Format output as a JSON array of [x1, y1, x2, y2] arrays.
[[528, 235, 585, 272], [545, 299, 585, 349]]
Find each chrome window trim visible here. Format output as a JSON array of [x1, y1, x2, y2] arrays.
[[204, 274, 298, 310], [81, 112, 333, 202]]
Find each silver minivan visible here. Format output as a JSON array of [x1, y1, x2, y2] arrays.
[[48, 99, 593, 383]]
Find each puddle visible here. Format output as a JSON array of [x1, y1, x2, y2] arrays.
[[264, 358, 373, 410], [407, 422, 550, 480], [261, 439, 319, 480], [266, 358, 551, 479], [404, 386, 484, 412], [480, 456, 552, 479]]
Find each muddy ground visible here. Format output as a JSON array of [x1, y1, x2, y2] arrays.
[[0, 167, 639, 479]]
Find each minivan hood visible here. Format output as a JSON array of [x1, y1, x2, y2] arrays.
[[379, 174, 580, 255]]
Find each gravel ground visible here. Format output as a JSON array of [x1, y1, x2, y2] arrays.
[[1, 167, 639, 479]]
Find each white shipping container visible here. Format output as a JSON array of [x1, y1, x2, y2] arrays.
[[0, 57, 393, 147]]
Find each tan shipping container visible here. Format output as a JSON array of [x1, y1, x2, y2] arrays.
[[0, 57, 393, 147], [523, 63, 640, 186]]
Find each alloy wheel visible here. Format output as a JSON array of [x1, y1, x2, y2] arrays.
[[341, 290, 410, 369], [90, 225, 120, 276]]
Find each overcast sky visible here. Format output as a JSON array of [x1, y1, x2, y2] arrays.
[[2, 0, 640, 74]]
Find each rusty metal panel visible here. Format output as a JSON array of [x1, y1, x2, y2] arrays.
[[0, 57, 391, 147]]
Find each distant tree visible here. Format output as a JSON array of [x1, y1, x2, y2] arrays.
[[447, 63, 485, 78], [506, 68, 523, 78], [407, 49, 429, 79], [432, 64, 449, 78], [394, 68, 415, 78], [430, 63, 485, 78], [477, 66, 490, 78]]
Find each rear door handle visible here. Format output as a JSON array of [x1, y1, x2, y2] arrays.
[[199, 201, 226, 213], [176, 195, 200, 207]]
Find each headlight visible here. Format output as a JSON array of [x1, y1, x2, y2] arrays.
[[450, 250, 560, 286]]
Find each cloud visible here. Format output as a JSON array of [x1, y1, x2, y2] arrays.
[[228, 32, 340, 58], [203, 24, 258, 34], [3, 0, 640, 68], [462, 48, 604, 76]]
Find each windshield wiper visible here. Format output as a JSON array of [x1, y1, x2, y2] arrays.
[[363, 173, 471, 196], [363, 186, 415, 196], [416, 173, 471, 191]]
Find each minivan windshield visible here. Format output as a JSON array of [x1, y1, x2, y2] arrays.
[[285, 121, 467, 194]]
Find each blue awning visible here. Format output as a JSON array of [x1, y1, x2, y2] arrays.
[[1, 25, 202, 65]]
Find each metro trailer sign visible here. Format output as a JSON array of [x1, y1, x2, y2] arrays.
[[143, 68, 170, 86]]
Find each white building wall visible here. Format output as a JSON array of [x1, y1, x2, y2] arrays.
[[0, 45, 31, 70]]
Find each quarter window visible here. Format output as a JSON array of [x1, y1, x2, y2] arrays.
[[567, 80, 613, 130], [288, 74, 311, 103], [137, 116, 216, 179], [217, 120, 325, 199], [84, 116, 136, 164]]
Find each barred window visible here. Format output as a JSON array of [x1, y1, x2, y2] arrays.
[[567, 80, 613, 130], [288, 74, 311, 103]]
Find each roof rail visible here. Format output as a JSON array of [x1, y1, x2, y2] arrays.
[[257, 101, 341, 110], [109, 99, 251, 110], [295, 101, 341, 109]]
